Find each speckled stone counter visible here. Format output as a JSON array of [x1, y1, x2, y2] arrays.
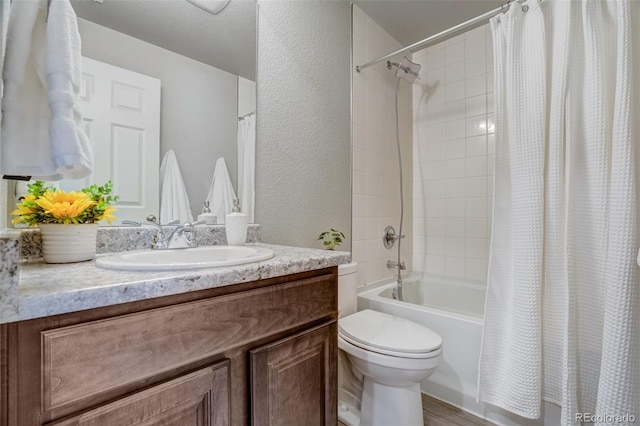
[[11, 244, 350, 323], [0, 234, 20, 323], [19, 224, 262, 261]]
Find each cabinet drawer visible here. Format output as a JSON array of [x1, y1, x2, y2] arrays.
[[51, 360, 230, 426], [41, 274, 336, 414]]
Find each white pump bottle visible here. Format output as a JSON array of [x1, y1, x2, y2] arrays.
[[225, 198, 248, 245]]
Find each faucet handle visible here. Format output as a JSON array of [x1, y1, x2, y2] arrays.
[[142, 220, 163, 230], [177, 221, 202, 248], [176, 221, 204, 230], [383, 225, 404, 249], [141, 221, 169, 249]]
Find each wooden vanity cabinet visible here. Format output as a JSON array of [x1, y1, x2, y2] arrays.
[[50, 361, 231, 426], [251, 321, 337, 426], [0, 267, 338, 426]]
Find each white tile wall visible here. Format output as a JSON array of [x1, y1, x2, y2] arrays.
[[412, 24, 494, 284], [352, 6, 413, 287]]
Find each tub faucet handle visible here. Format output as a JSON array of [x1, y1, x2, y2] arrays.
[[383, 225, 404, 249]]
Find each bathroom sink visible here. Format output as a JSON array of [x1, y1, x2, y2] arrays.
[[95, 245, 275, 271]]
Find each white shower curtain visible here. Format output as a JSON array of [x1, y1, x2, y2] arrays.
[[479, 0, 639, 424], [237, 115, 255, 223]]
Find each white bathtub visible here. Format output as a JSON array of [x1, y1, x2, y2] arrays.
[[357, 274, 562, 426], [358, 275, 485, 407]]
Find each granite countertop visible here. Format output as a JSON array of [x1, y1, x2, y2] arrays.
[[14, 244, 351, 322]]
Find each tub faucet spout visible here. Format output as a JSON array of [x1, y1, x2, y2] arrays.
[[387, 260, 406, 270]]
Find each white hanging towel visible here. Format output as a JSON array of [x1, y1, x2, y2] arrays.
[[1, 0, 54, 179], [1, 0, 92, 180], [0, 0, 8, 133], [206, 157, 236, 225], [46, 0, 92, 178], [0, 0, 9, 81], [237, 115, 255, 223], [159, 150, 193, 224]]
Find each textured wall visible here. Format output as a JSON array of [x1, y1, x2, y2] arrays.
[[0, 2, 8, 230], [635, 0, 640, 225], [78, 19, 239, 221], [256, 1, 351, 249]]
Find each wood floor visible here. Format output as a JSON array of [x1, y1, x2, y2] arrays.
[[422, 394, 495, 426], [337, 393, 495, 426]]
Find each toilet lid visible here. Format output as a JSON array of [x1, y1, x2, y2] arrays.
[[338, 309, 442, 355]]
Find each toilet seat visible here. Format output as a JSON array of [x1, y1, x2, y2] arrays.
[[338, 309, 442, 359]]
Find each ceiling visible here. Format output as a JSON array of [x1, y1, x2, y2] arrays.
[[70, 0, 502, 81], [353, 0, 502, 48], [70, 0, 257, 81]]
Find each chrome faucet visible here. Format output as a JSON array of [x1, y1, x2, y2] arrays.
[[165, 221, 204, 249], [140, 220, 180, 250], [125, 219, 204, 249]]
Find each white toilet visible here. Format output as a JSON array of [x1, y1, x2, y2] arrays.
[[338, 263, 443, 426]]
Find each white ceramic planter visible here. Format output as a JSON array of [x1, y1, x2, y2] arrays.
[[38, 223, 99, 264]]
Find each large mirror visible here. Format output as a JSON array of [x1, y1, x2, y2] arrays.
[[6, 0, 256, 225]]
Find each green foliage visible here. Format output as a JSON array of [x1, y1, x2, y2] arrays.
[[81, 181, 120, 224], [317, 228, 345, 250], [14, 181, 56, 225], [26, 180, 51, 198]]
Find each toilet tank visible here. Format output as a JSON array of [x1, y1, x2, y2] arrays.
[[338, 262, 358, 318]]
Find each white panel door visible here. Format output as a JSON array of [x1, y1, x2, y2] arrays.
[[62, 57, 161, 225]]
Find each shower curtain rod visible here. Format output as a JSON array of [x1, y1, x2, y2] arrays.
[[356, 3, 506, 73]]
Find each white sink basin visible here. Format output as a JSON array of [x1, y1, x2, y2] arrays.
[[95, 245, 275, 271]]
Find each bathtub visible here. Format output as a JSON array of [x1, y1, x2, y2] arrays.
[[357, 275, 485, 408], [357, 274, 563, 426]]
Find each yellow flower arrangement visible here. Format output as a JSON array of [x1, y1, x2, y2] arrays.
[[12, 181, 119, 226]]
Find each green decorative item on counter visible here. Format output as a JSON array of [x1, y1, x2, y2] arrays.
[[317, 228, 345, 250]]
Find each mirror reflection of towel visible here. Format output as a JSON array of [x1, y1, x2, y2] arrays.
[[159, 150, 193, 224], [206, 157, 236, 224]]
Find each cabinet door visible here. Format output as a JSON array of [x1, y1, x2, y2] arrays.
[[250, 321, 337, 426], [51, 361, 230, 426]]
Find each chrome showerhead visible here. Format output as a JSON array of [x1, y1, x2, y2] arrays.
[[387, 56, 421, 83]]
